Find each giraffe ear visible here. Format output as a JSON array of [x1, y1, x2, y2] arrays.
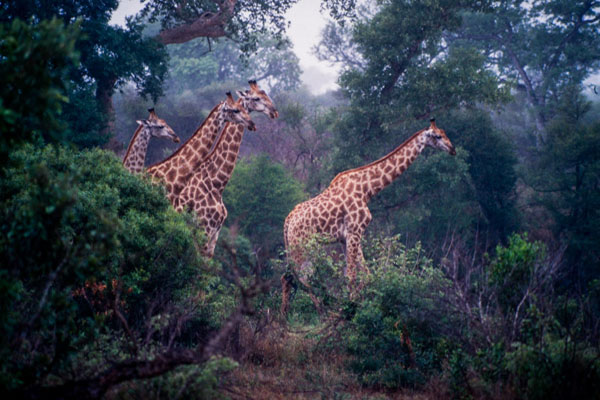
[[136, 120, 148, 126], [236, 90, 246, 98]]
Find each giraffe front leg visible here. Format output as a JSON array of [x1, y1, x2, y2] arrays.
[[201, 204, 226, 258], [204, 224, 223, 258], [345, 233, 368, 294], [204, 232, 218, 258], [280, 272, 293, 318], [281, 269, 324, 318]]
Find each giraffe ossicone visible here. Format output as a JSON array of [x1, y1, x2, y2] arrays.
[[281, 118, 457, 316], [122, 108, 179, 174]]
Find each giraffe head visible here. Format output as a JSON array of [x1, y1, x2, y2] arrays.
[[236, 79, 279, 119], [222, 92, 256, 131], [422, 118, 456, 155], [136, 108, 180, 143]]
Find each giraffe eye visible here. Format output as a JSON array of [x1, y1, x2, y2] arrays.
[[232, 109, 240, 114], [435, 135, 442, 139], [252, 97, 261, 101]]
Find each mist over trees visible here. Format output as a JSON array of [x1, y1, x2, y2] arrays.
[[1, 0, 599, 398]]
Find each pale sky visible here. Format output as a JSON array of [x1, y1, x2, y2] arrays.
[[111, 0, 340, 94]]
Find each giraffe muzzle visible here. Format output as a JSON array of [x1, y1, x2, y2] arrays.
[[248, 121, 257, 131]]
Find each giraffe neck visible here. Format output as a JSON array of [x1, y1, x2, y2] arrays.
[[332, 129, 427, 200], [146, 102, 226, 180], [202, 122, 246, 195], [123, 125, 151, 174]]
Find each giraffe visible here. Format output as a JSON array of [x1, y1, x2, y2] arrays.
[[122, 108, 180, 174], [236, 79, 279, 119], [174, 93, 261, 257], [172, 81, 278, 256], [145, 93, 255, 204], [146, 81, 277, 205], [281, 119, 457, 316]]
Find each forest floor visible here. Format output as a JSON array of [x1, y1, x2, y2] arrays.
[[221, 320, 435, 400]]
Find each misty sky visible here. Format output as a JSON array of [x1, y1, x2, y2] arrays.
[[111, 0, 340, 94]]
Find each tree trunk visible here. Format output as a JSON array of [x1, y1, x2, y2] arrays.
[[96, 76, 119, 152]]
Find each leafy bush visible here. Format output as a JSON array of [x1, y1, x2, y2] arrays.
[[108, 358, 237, 400], [474, 234, 600, 400], [223, 155, 305, 258], [344, 236, 458, 389], [489, 233, 546, 314], [0, 145, 216, 390], [504, 333, 600, 400]]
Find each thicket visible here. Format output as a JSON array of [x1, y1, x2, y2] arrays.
[[281, 234, 600, 399], [0, 145, 241, 395]]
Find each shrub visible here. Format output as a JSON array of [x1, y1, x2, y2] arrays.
[[344, 236, 459, 389], [0, 145, 216, 390], [223, 155, 305, 258]]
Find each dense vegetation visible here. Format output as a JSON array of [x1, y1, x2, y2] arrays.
[[1, 0, 599, 399]]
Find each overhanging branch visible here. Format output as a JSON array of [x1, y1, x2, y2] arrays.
[[156, 0, 236, 45]]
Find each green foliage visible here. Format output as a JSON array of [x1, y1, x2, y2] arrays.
[[489, 233, 546, 313], [0, 145, 210, 390], [0, 18, 79, 162], [457, 0, 600, 131], [141, 0, 356, 55], [472, 234, 600, 399], [167, 35, 301, 94], [61, 85, 109, 148], [333, 0, 507, 130], [110, 357, 237, 399], [530, 87, 600, 284], [442, 109, 519, 240], [499, 293, 600, 400], [504, 337, 600, 400], [1, 1, 169, 144], [345, 237, 457, 389], [223, 155, 305, 257]]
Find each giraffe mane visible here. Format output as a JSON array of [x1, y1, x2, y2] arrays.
[[146, 102, 222, 170], [330, 127, 427, 185], [123, 124, 144, 164]]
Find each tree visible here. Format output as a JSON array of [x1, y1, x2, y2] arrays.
[[142, 0, 357, 47], [454, 0, 600, 139], [0, 144, 275, 398], [443, 109, 519, 242], [166, 34, 301, 93], [0, 18, 79, 164], [529, 86, 600, 286], [322, 0, 507, 172], [222, 155, 305, 257], [1, 1, 169, 145]]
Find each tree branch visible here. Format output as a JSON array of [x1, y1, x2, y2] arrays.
[[156, 0, 236, 45], [15, 239, 271, 400]]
